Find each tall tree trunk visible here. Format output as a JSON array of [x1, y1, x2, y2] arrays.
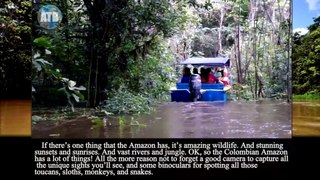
[[84, 0, 108, 107], [254, 23, 257, 99], [243, 40, 249, 81], [233, 2, 242, 84], [218, 8, 225, 56], [84, 0, 128, 107], [237, 16, 242, 83], [232, 4, 241, 84], [234, 38, 241, 84], [250, 0, 258, 98], [256, 0, 265, 98], [287, 0, 292, 102]]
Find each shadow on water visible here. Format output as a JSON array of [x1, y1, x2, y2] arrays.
[[293, 100, 320, 136], [32, 100, 291, 138]]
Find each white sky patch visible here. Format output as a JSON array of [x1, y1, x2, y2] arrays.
[[306, 0, 320, 11], [293, 28, 309, 35]]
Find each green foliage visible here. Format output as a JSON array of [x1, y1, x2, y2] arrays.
[[91, 118, 104, 128], [293, 91, 320, 100], [58, 78, 86, 112], [118, 116, 126, 127], [292, 18, 320, 95], [183, 0, 291, 100], [0, 0, 32, 98], [32, 37, 86, 110], [102, 88, 153, 115], [28, 0, 292, 114]]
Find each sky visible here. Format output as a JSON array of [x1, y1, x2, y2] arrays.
[[293, 0, 320, 35]]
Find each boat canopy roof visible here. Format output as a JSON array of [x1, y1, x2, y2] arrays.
[[178, 57, 230, 67]]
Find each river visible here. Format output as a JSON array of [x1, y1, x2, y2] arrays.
[[32, 100, 292, 138], [292, 100, 320, 136], [0, 100, 31, 136], [3, 100, 318, 138]]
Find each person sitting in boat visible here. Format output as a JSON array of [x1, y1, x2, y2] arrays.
[[221, 74, 229, 85], [190, 68, 201, 101], [206, 68, 215, 83], [200, 67, 208, 83], [214, 67, 223, 84], [180, 67, 191, 83], [221, 66, 230, 85]]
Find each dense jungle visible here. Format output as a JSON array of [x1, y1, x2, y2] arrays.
[[1, 1, 298, 138], [292, 16, 320, 100], [27, 0, 292, 112]]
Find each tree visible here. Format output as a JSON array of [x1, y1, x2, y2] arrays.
[[32, 0, 194, 109], [0, 0, 32, 99], [292, 16, 320, 94]]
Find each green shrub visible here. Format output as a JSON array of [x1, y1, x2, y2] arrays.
[[101, 88, 152, 114], [293, 91, 320, 100]]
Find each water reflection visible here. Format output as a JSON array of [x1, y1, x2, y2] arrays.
[[292, 101, 320, 136], [32, 100, 291, 138], [0, 100, 31, 136]]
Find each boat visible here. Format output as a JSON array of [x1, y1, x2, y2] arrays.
[[171, 57, 231, 102]]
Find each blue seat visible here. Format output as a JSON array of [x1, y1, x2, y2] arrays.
[[200, 89, 227, 101], [176, 83, 225, 90], [173, 83, 227, 102], [201, 83, 224, 90], [176, 83, 189, 89], [171, 89, 190, 102]]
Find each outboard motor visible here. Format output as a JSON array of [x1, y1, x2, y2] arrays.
[[189, 71, 201, 102]]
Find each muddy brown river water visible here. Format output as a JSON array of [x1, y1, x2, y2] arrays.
[[32, 100, 292, 138], [0, 100, 31, 136], [292, 101, 320, 136], [4, 100, 318, 138]]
